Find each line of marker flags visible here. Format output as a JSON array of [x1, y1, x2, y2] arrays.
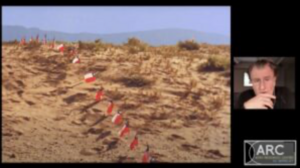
[[16, 36, 155, 162], [18, 34, 63, 53], [50, 42, 154, 163]]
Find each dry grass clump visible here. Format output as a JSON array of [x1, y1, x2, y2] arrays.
[[115, 75, 153, 88], [23, 41, 42, 50], [125, 37, 149, 54], [197, 55, 230, 72], [177, 40, 199, 50], [78, 40, 109, 51], [2, 40, 19, 45]]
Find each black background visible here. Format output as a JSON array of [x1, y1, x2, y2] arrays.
[[1, 1, 298, 167]]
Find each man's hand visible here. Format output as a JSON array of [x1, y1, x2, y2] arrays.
[[244, 94, 276, 109]]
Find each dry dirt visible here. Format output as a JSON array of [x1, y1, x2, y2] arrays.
[[2, 43, 230, 163]]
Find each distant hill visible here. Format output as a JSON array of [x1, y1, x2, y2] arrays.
[[2, 25, 230, 46]]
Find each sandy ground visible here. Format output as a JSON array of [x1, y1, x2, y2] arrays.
[[2, 43, 230, 163]]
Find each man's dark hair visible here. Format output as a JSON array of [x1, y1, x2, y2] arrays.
[[247, 59, 278, 80]]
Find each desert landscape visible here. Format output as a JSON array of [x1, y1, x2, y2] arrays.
[[2, 39, 230, 163]]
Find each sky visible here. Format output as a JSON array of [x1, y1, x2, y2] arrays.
[[2, 6, 230, 36]]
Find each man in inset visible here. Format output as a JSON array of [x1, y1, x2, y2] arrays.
[[237, 59, 295, 109]]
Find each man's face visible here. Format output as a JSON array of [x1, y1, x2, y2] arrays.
[[250, 64, 277, 95]]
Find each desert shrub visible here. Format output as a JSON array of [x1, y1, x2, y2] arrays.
[[78, 40, 108, 51], [177, 40, 199, 50], [105, 90, 125, 101], [24, 41, 42, 50], [94, 39, 102, 44], [126, 37, 143, 46], [2, 40, 19, 45], [128, 46, 147, 54], [115, 75, 152, 88], [125, 37, 149, 54], [198, 55, 230, 72], [78, 41, 96, 51], [210, 95, 225, 110]]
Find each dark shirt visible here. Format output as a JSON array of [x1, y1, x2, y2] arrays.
[[237, 87, 295, 109]]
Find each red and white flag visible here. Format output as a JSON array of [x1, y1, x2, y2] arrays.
[[95, 89, 104, 101], [50, 39, 55, 49], [142, 146, 151, 163], [36, 35, 39, 43], [72, 57, 80, 64], [43, 35, 47, 45], [112, 111, 122, 124], [43, 39, 47, 45], [106, 101, 114, 115], [118, 123, 130, 138], [57, 44, 65, 53], [20, 38, 26, 45], [84, 73, 96, 83], [130, 135, 138, 150]]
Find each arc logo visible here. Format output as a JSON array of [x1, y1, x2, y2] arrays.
[[244, 140, 297, 166]]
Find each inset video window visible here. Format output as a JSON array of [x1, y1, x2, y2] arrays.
[[234, 57, 295, 109]]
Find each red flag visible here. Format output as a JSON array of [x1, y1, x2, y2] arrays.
[[130, 136, 138, 150], [119, 123, 130, 138], [50, 39, 55, 49], [20, 38, 25, 45], [106, 101, 114, 115], [51, 41, 55, 49], [112, 111, 122, 124], [84, 73, 96, 83], [142, 152, 150, 163], [72, 57, 80, 64], [57, 44, 65, 53], [95, 90, 104, 101], [36, 35, 39, 43], [142, 145, 150, 163], [43, 35, 47, 45]]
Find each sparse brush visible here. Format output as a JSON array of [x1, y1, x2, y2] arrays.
[[138, 94, 159, 104], [177, 40, 199, 50], [119, 102, 141, 111], [115, 75, 153, 88], [128, 46, 144, 54], [2, 40, 19, 45], [125, 37, 149, 54], [78, 41, 105, 51], [105, 90, 125, 101], [209, 95, 225, 111], [24, 41, 42, 50], [126, 37, 144, 46], [197, 55, 230, 72], [208, 48, 220, 55], [78, 41, 94, 51]]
